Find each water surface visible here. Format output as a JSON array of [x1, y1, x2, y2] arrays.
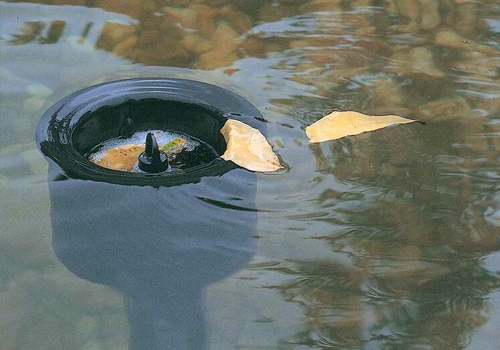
[[1, 0, 500, 349]]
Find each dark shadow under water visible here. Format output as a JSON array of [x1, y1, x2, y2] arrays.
[[47, 164, 258, 350]]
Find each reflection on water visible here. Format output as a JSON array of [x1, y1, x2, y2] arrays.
[[1, 0, 500, 349], [48, 167, 257, 350], [264, 258, 499, 349]]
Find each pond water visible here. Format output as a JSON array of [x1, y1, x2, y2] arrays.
[[1, 0, 500, 349]]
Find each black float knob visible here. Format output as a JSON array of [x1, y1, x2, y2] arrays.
[[138, 133, 169, 173]]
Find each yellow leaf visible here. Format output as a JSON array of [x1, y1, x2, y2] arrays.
[[305, 110, 418, 143], [94, 144, 144, 172], [160, 137, 186, 152], [220, 119, 282, 172]]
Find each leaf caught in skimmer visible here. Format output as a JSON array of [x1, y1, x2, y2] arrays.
[[305, 110, 419, 143], [220, 119, 282, 172]]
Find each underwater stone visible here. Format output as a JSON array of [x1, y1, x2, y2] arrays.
[[112, 35, 138, 56], [195, 22, 240, 69], [128, 38, 189, 65], [417, 96, 472, 121], [181, 34, 213, 54], [385, 0, 399, 16], [136, 29, 160, 47], [393, 0, 419, 32], [409, 47, 445, 78], [435, 28, 498, 55], [473, 98, 500, 118], [96, 22, 136, 52], [455, 3, 478, 37], [371, 77, 405, 107], [240, 36, 267, 57], [190, 4, 218, 38], [163, 6, 198, 29], [212, 22, 240, 50], [386, 47, 444, 79], [418, 0, 440, 30], [288, 40, 309, 49], [196, 50, 239, 70], [396, 0, 419, 20], [451, 57, 499, 78], [218, 5, 253, 34]]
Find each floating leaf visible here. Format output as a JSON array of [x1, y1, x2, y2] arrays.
[[160, 137, 186, 152], [220, 119, 282, 172], [90, 135, 189, 172], [305, 110, 419, 143], [94, 144, 144, 172]]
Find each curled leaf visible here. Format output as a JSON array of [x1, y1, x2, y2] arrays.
[[220, 119, 282, 172], [305, 110, 418, 143]]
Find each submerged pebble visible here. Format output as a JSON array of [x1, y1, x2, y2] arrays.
[[417, 96, 472, 121]]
